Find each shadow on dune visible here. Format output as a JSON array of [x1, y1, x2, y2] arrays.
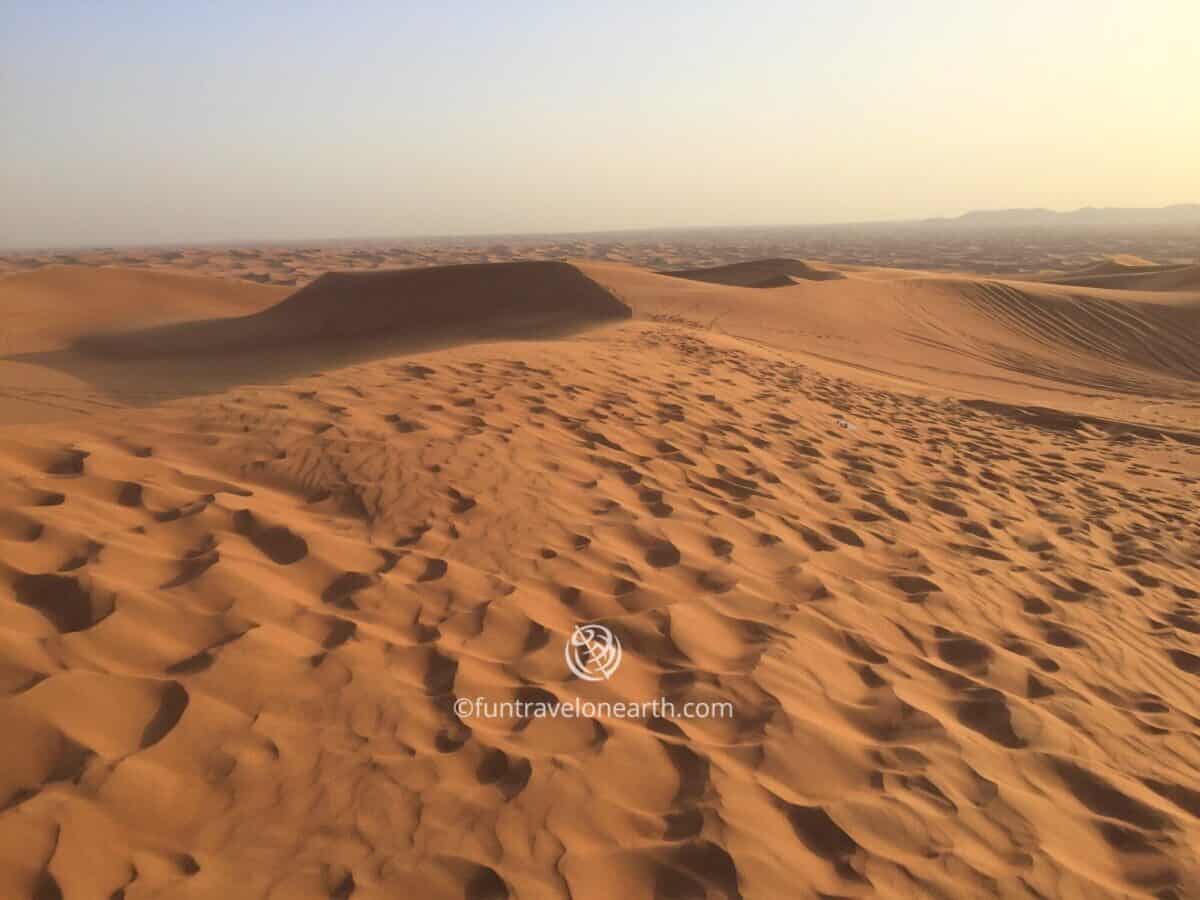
[[959, 398, 1200, 445], [1045, 259, 1200, 292], [660, 258, 846, 288], [7, 261, 632, 404]]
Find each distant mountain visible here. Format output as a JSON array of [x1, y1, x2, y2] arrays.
[[919, 204, 1200, 228]]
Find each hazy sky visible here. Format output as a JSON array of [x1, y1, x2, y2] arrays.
[[3, 1, 1198, 249]]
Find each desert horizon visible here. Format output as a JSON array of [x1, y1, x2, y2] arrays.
[[4, 2, 1200, 898]]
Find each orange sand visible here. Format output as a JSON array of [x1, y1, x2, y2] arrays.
[[1, 255, 1199, 898]]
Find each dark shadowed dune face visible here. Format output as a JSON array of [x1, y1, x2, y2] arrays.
[[272, 261, 632, 338], [75, 261, 632, 357], [661, 257, 846, 287]]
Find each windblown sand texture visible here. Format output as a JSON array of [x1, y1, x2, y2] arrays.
[[1, 254, 1199, 899]]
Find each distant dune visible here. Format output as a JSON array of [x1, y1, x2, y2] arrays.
[[661, 257, 846, 287], [1044, 256, 1200, 292], [5, 218, 1198, 285], [1073, 254, 1160, 274], [76, 261, 631, 357], [2, 256, 1200, 899]]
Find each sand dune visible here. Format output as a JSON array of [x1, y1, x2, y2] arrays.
[[76, 261, 631, 358], [0, 268, 286, 423], [1046, 258, 1200, 292], [1071, 255, 1159, 275], [582, 262, 1200, 412], [662, 258, 846, 287], [2, 257, 1199, 898], [0, 266, 286, 355]]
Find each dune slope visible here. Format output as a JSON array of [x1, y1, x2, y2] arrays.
[[581, 262, 1200, 409], [662, 258, 846, 287], [78, 261, 632, 357], [1049, 265, 1200, 292], [0, 266, 286, 355], [0, 268, 287, 423], [1046, 257, 1200, 292]]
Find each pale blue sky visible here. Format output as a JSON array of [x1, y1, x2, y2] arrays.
[[2, 1, 1197, 249]]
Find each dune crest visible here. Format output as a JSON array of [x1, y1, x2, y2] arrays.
[[662, 258, 847, 287], [1046, 260, 1200, 292], [76, 261, 632, 357], [579, 262, 1200, 409]]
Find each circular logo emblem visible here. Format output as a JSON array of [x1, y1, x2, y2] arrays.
[[565, 623, 622, 681]]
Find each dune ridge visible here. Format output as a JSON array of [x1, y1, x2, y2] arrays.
[[76, 261, 632, 358], [577, 263, 1200, 407], [1046, 262, 1200, 293], [661, 258, 846, 287]]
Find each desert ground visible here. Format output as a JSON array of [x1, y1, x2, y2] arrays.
[[4, 222, 1199, 287], [1, 244, 1199, 899]]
